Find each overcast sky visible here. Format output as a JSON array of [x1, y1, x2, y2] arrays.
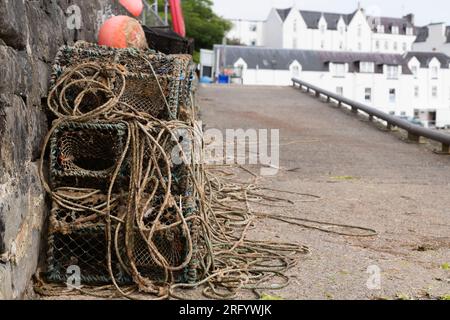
[[212, 0, 450, 26]]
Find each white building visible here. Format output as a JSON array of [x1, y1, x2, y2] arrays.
[[210, 45, 450, 128], [226, 6, 417, 54], [226, 19, 265, 46], [413, 23, 450, 56]]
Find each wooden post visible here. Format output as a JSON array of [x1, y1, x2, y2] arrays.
[[408, 132, 421, 143]]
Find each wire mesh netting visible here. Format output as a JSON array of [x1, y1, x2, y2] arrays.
[[49, 122, 128, 189], [48, 42, 196, 120]]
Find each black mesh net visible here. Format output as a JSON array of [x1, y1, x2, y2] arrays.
[[49, 122, 128, 190]]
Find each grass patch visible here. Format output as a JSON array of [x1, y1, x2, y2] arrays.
[[330, 175, 359, 181], [260, 293, 284, 300]]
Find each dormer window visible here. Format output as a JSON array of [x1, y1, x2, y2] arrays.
[[339, 26, 345, 35], [392, 26, 399, 34], [411, 66, 418, 78], [293, 20, 297, 32], [387, 65, 399, 79], [431, 66, 439, 79], [406, 27, 414, 35], [360, 62, 375, 73], [333, 63, 346, 77], [291, 65, 300, 77], [377, 25, 385, 33], [320, 24, 326, 34]]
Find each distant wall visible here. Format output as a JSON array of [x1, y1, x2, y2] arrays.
[[0, 0, 129, 299]]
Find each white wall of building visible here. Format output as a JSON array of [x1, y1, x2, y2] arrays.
[[225, 7, 416, 54], [227, 19, 264, 46], [263, 9, 284, 48], [228, 56, 450, 127], [413, 23, 450, 56]]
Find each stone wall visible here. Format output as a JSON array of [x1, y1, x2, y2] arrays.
[[0, 0, 129, 299]]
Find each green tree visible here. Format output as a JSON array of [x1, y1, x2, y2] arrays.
[[155, 0, 231, 50]]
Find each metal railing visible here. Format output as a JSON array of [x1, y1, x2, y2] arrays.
[[292, 77, 450, 154]]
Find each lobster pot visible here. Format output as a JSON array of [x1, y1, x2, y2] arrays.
[[46, 225, 132, 285], [49, 42, 196, 120], [49, 122, 128, 190], [46, 191, 200, 285]]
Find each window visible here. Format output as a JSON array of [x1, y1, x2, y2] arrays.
[[320, 24, 326, 34], [360, 62, 375, 73], [392, 26, 399, 34], [339, 26, 344, 35], [389, 111, 395, 115], [389, 89, 396, 103], [412, 66, 418, 78], [384, 41, 389, 50], [365, 88, 372, 102], [414, 86, 419, 98], [357, 24, 362, 37], [377, 25, 385, 33], [431, 66, 438, 79], [432, 86, 438, 98], [250, 24, 257, 32], [387, 65, 399, 79], [339, 41, 343, 50], [406, 27, 413, 35], [375, 41, 380, 50], [293, 38, 297, 49], [336, 87, 344, 96], [402, 42, 407, 51], [393, 42, 398, 51], [293, 20, 297, 32], [321, 40, 325, 49], [400, 111, 406, 117], [250, 39, 257, 46], [291, 65, 300, 77], [333, 63, 346, 77]]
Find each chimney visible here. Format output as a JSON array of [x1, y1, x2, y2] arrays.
[[357, 2, 364, 13], [404, 14, 415, 25]]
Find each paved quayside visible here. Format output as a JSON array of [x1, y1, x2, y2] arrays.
[[199, 84, 450, 300]]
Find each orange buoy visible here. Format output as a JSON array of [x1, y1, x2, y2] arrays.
[[98, 16, 148, 49], [119, 0, 144, 17]]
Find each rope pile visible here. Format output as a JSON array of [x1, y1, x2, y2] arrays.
[[35, 43, 376, 300]]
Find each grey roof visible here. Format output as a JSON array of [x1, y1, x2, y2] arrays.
[[415, 26, 429, 43], [275, 8, 291, 22], [404, 52, 450, 68], [369, 17, 415, 35], [274, 8, 414, 34], [299, 10, 355, 30], [214, 45, 412, 74]]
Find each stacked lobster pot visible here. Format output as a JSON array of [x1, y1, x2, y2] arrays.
[[42, 42, 203, 288]]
